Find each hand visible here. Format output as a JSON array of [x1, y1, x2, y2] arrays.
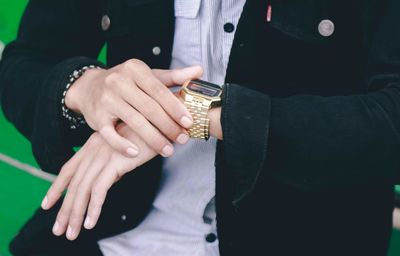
[[65, 60, 203, 157], [41, 123, 157, 241]]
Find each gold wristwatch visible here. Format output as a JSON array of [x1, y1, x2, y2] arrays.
[[180, 79, 222, 140]]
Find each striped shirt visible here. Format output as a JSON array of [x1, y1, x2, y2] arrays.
[[98, 0, 246, 255]]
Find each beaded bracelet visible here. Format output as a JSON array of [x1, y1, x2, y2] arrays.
[[61, 65, 101, 129]]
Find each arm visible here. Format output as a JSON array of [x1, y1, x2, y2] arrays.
[[40, 68, 205, 241], [0, 0, 106, 173], [214, 0, 400, 204]]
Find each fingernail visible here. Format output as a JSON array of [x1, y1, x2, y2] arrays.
[[176, 133, 189, 144], [84, 216, 91, 229], [66, 225, 75, 240], [52, 221, 60, 235], [162, 145, 174, 157], [180, 116, 193, 128], [126, 147, 139, 157], [41, 196, 48, 209]]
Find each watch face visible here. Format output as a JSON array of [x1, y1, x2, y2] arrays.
[[187, 80, 221, 97]]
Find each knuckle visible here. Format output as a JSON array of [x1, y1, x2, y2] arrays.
[[152, 118, 179, 139], [169, 69, 180, 83], [69, 212, 82, 223], [89, 133, 102, 146], [99, 91, 114, 106], [132, 119, 147, 132], [89, 132, 101, 142], [146, 110, 161, 123], [124, 59, 148, 76], [99, 126, 111, 137], [57, 210, 68, 222], [75, 186, 87, 197], [89, 200, 101, 213], [150, 85, 167, 98], [68, 181, 79, 194], [104, 73, 120, 86], [47, 187, 59, 200], [59, 164, 70, 176], [123, 59, 139, 72], [140, 100, 159, 117], [45, 191, 54, 202], [91, 184, 104, 199], [86, 133, 103, 149], [151, 137, 168, 152], [124, 112, 139, 125], [165, 124, 181, 139], [127, 59, 145, 68]]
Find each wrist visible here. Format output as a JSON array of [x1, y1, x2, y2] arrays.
[[208, 107, 222, 140], [65, 79, 82, 115], [62, 65, 102, 129], [65, 68, 101, 115]]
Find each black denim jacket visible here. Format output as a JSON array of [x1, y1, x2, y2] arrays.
[[0, 0, 399, 255]]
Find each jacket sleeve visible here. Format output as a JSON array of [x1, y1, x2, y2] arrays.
[[220, 0, 400, 204], [0, 0, 106, 174]]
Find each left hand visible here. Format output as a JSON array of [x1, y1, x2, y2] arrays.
[[41, 123, 157, 241], [41, 94, 222, 242]]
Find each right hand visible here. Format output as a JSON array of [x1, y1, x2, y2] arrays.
[[65, 59, 203, 157]]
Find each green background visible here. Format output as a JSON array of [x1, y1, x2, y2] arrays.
[[0, 0, 399, 255]]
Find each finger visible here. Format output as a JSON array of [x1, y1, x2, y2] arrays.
[[152, 65, 203, 87], [42, 144, 88, 210], [118, 84, 189, 145], [115, 101, 175, 157], [84, 163, 119, 230], [67, 146, 110, 240], [99, 124, 140, 157], [53, 150, 97, 238], [125, 63, 193, 129]]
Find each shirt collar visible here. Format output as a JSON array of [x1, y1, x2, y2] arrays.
[[174, 0, 201, 18]]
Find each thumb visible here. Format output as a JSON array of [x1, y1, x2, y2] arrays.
[[153, 65, 203, 87]]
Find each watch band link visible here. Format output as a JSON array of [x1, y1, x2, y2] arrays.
[[184, 96, 211, 140]]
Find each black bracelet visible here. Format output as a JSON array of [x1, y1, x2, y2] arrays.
[[61, 65, 101, 129]]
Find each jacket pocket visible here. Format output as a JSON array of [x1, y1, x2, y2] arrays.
[[269, 0, 338, 45], [102, 0, 174, 38]]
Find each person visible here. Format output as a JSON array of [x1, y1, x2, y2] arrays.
[[1, 0, 400, 255]]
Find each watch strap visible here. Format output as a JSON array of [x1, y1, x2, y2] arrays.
[[184, 96, 211, 140]]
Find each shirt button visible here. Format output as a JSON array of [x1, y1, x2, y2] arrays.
[[318, 19, 335, 37], [152, 46, 161, 56], [224, 23, 235, 33], [205, 233, 217, 243], [101, 15, 111, 31]]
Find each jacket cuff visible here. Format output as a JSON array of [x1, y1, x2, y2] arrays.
[[31, 57, 107, 174], [221, 83, 271, 206]]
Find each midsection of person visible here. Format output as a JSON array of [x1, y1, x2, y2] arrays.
[[98, 0, 246, 255]]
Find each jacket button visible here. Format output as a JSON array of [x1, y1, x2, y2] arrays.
[[121, 214, 127, 221], [318, 19, 334, 37], [205, 233, 217, 243], [101, 15, 111, 31], [152, 46, 161, 56]]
